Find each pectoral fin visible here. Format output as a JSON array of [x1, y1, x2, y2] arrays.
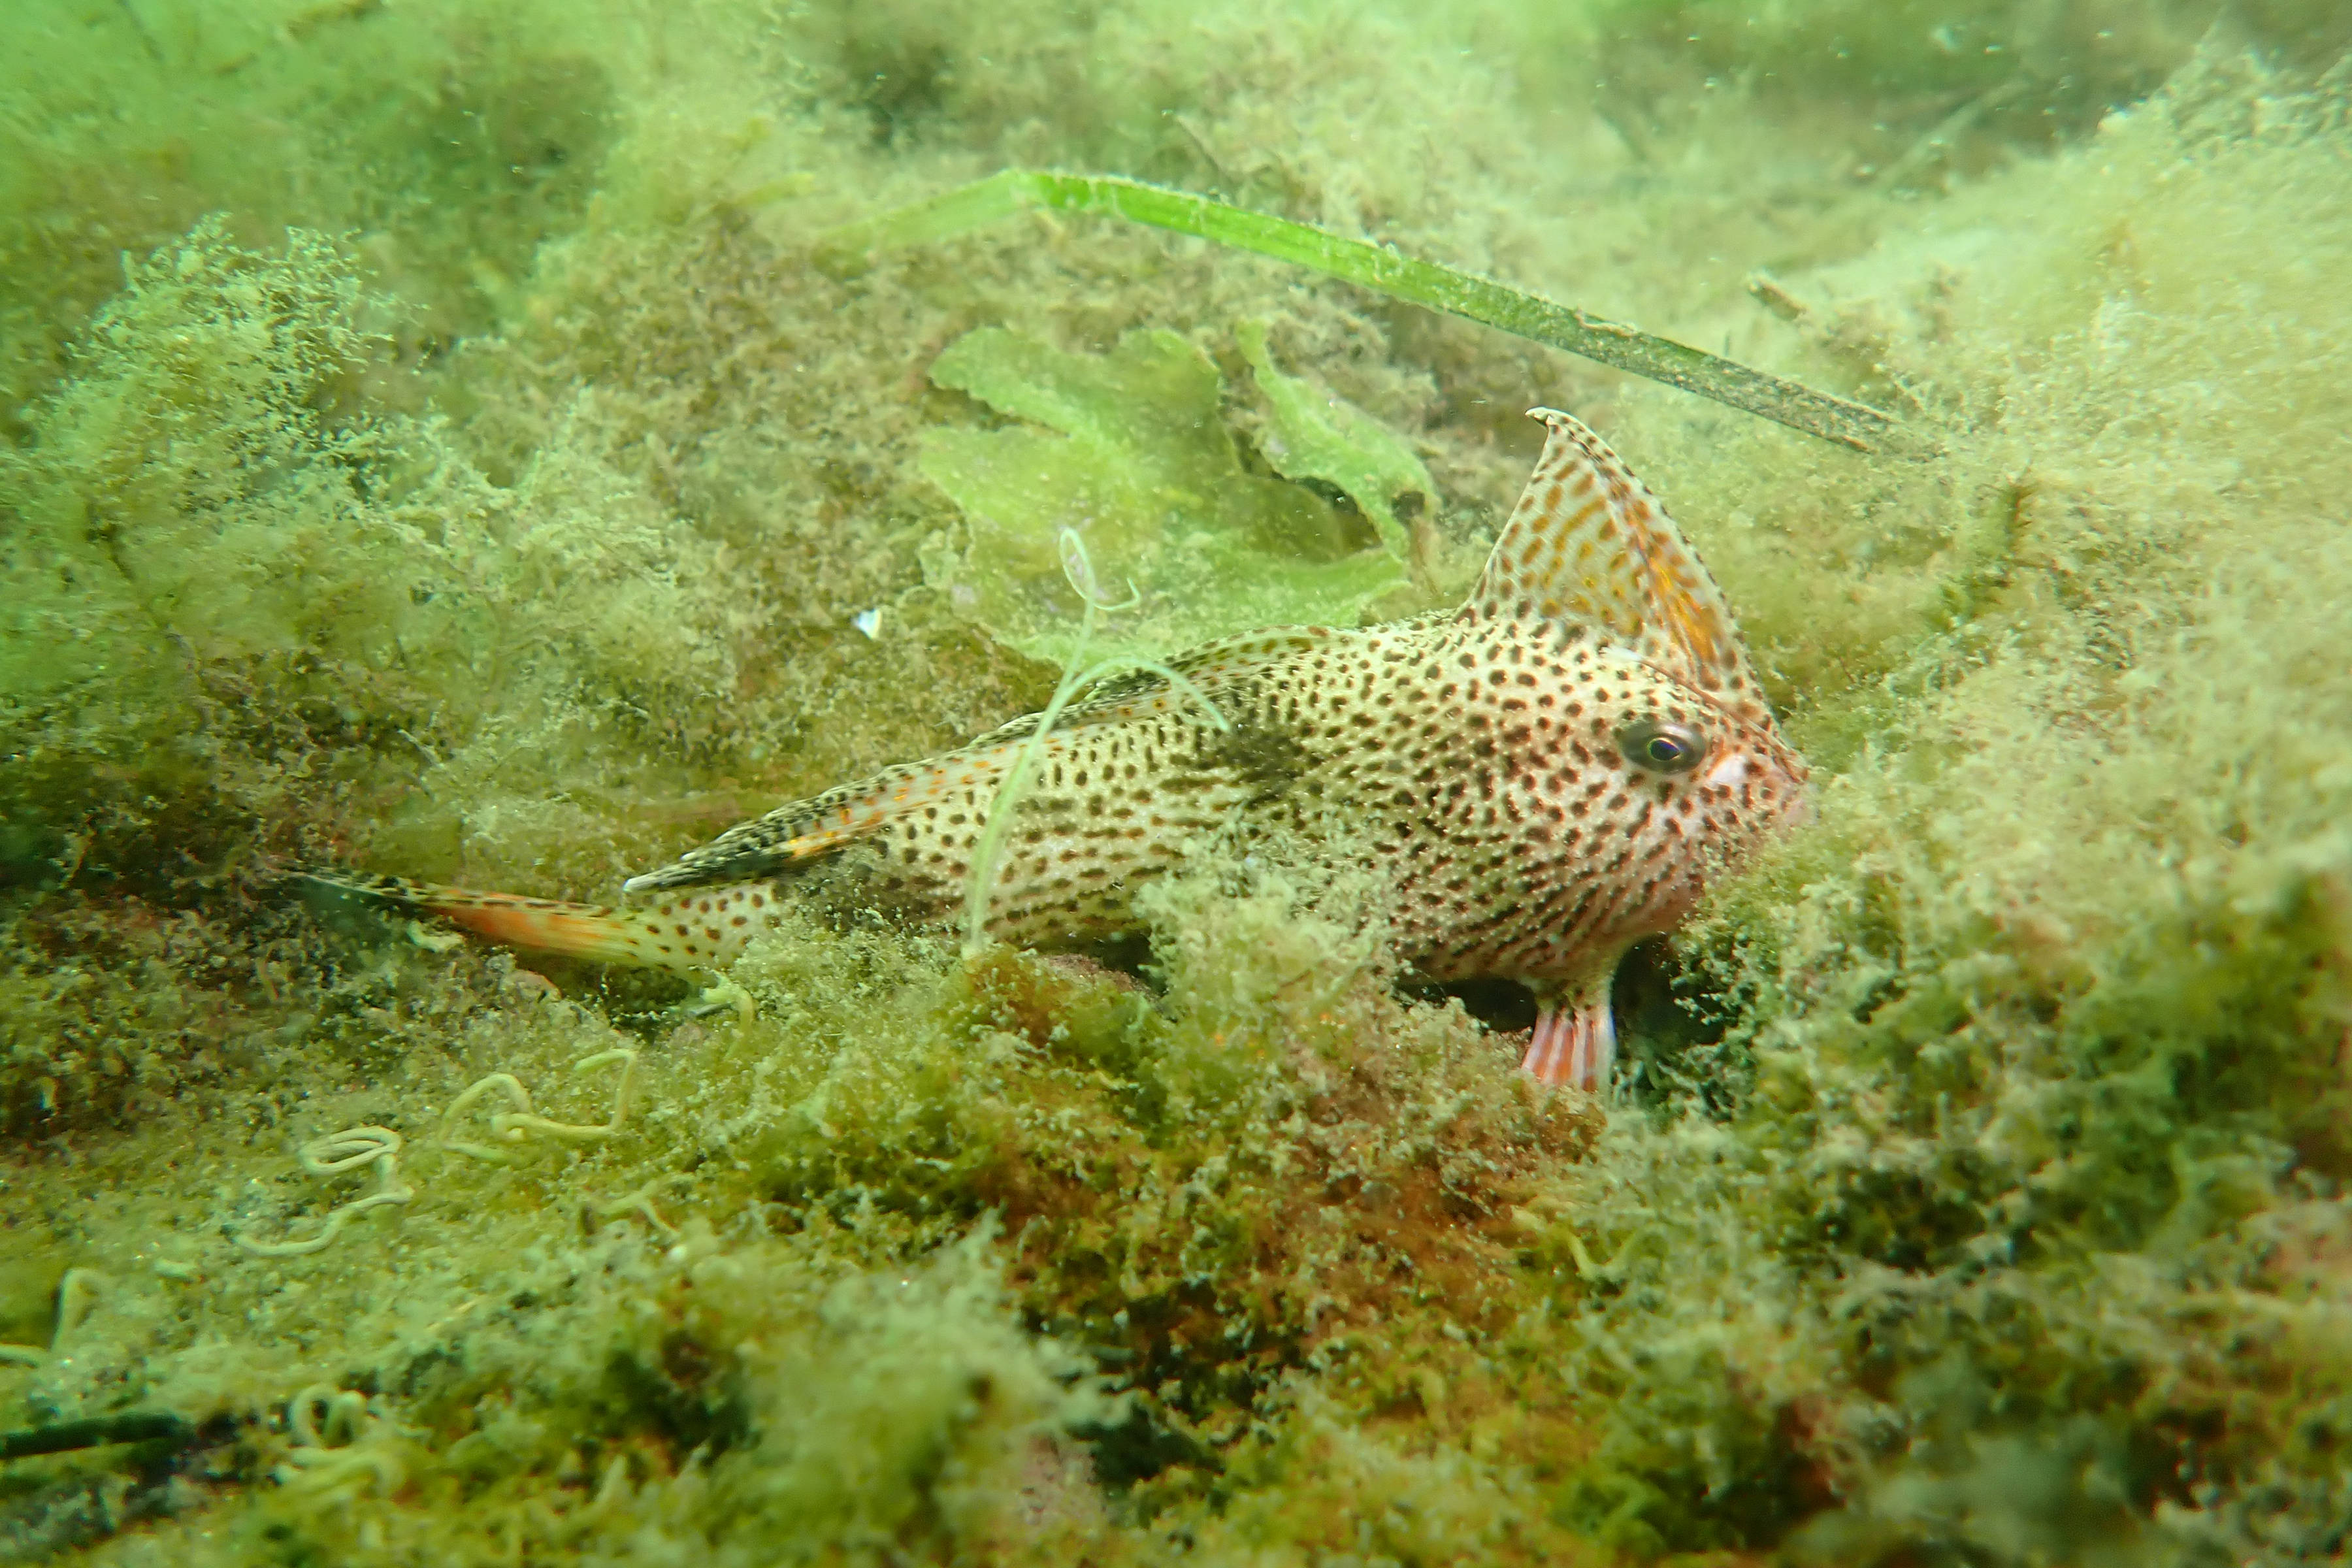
[[1520, 972, 1618, 1092]]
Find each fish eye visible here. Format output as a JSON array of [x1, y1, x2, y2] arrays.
[[1616, 719, 1707, 775]]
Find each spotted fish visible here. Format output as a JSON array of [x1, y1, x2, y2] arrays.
[[303, 410, 1808, 1091]]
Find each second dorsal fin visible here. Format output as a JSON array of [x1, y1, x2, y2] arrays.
[[619, 627, 1327, 897], [1465, 409, 1767, 723], [619, 740, 1032, 896]]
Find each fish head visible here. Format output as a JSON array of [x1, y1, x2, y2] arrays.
[[1570, 647, 1810, 936], [1466, 408, 1815, 946]]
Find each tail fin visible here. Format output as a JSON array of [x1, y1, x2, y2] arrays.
[[293, 869, 782, 972]]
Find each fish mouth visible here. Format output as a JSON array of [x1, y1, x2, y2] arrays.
[[1772, 758, 1817, 828], [1707, 745, 1814, 828]]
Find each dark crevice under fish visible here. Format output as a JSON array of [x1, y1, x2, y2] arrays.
[[302, 410, 1809, 1092]]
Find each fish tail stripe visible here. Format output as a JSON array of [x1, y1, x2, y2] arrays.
[[427, 897, 664, 967], [293, 868, 771, 972]]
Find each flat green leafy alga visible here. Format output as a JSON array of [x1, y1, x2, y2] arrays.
[[918, 326, 1409, 666], [1236, 318, 1435, 566]]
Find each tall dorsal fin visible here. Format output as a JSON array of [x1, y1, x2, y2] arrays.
[[1465, 408, 1768, 723]]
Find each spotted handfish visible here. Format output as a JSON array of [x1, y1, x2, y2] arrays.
[[305, 410, 1809, 1090]]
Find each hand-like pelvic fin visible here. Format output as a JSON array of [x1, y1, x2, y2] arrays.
[[1520, 972, 1618, 1092]]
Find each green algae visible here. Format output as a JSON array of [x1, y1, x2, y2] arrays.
[[821, 168, 1916, 453], [1236, 319, 1435, 568], [2, 1, 2351, 1564], [0, 216, 753, 906], [921, 326, 1407, 666]]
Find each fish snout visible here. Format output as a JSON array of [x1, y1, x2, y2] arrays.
[[1777, 778, 1818, 829], [1704, 738, 1813, 830], [1766, 748, 1815, 829]]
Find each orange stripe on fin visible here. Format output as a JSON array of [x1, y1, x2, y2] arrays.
[[1518, 975, 1618, 1092], [293, 868, 778, 972], [428, 897, 667, 968]]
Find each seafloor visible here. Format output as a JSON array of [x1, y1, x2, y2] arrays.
[[2, 1, 2349, 1563]]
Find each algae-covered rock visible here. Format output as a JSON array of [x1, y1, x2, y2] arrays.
[[0, 218, 753, 894]]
